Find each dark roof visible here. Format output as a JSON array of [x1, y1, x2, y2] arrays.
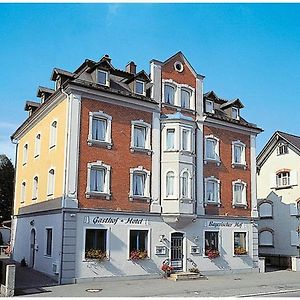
[[24, 101, 41, 111], [123, 70, 151, 84], [220, 98, 244, 109], [37, 86, 55, 98], [51, 68, 76, 81], [277, 131, 300, 151]]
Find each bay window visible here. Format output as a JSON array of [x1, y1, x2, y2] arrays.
[[166, 171, 175, 197], [166, 128, 175, 150]]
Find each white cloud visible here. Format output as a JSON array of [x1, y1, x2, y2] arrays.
[[106, 3, 121, 25]]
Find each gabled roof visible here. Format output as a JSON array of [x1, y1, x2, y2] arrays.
[[51, 68, 76, 81], [204, 91, 227, 104], [257, 131, 300, 168], [220, 98, 244, 109], [36, 86, 55, 98], [124, 70, 151, 84], [24, 101, 41, 111]]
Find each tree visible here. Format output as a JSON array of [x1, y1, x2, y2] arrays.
[[0, 155, 14, 222]]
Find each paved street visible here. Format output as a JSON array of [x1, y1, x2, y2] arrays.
[[16, 269, 300, 297]]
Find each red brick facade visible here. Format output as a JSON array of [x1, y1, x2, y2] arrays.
[[78, 98, 153, 212], [203, 125, 251, 217]]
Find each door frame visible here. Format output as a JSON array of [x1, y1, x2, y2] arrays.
[[29, 228, 36, 268], [169, 231, 186, 272]]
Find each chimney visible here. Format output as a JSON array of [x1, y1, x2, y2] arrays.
[[126, 61, 136, 74], [101, 54, 111, 63]]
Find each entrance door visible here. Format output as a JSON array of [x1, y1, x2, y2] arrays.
[[171, 232, 184, 271], [29, 229, 36, 268]]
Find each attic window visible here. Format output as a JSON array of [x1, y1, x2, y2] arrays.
[[135, 80, 145, 95], [97, 70, 108, 86], [174, 61, 184, 73], [277, 144, 288, 155], [205, 100, 214, 113], [232, 107, 239, 119]]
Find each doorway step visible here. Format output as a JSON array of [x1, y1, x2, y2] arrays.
[[168, 272, 207, 281]]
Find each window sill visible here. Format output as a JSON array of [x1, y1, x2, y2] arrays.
[[204, 159, 221, 166], [83, 257, 110, 262], [87, 139, 112, 149], [32, 197, 37, 201], [259, 216, 273, 219], [205, 202, 221, 207], [259, 245, 274, 248], [275, 185, 292, 190], [232, 204, 247, 209], [129, 196, 151, 202], [164, 149, 179, 153], [49, 144, 56, 150], [164, 197, 178, 201], [44, 255, 52, 259], [180, 150, 194, 156], [232, 163, 247, 170], [34, 154, 40, 159], [86, 192, 111, 200], [233, 253, 248, 256], [22, 162, 27, 166], [130, 147, 152, 155]]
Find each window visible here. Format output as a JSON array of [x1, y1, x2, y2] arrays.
[[277, 144, 288, 155], [181, 129, 191, 151], [181, 171, 190, 199], [181, 89, 190, 109], [34, 134, 41, 157], [233, 180, 247, 207], [166, 171, 175, 197], [234, 232, 247, 255], [47, 169, 55, 196], [166, 129, 175, 150], [46, 228, 53, 257], [23, 144, 28, 165], [232, 141, 246, 166], [129, 230, 148, 258], [50, 121, 57, 148], [86, 161, 111, 198], [135, 80, 145, 95], [205, 177, 220, 204], [130, 167, 150, 199], [97, 70, 108, 86], [85, 229, 107, 260], [205, 136, 219, 161], [32, 176, 38, 200], [204, 231, 219, 255], [21, 182, 26, 204], [205, 100, 214, 113], [259, 230, 274, 247], [232, 107, 239, 119], [88, 111, 112, 148], [259, 202, 273, 218], [164, 85, 175, 105], [276, 171, 290, 187], [131, 121, 151, 151]]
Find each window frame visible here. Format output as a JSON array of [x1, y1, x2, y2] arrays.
[[180, 88, 191, 109], [88, 111, 112, 148], [166, 170, 176, 199], [233, 231, 248, 256], [204, 177, 221, 206], [130, 120, 151, 153], [204, 135, 220, 163], [135, 80, 145, 96], [163, 83, 176, 105], [97, 69, 109, 86], [47, 168, 55, 197], [23, 143, 28, 165], [45, 227, 53, 257], [258, 228, 274, 247], [34, 133, 41, 158], [32, 176, 39, 201], [232, 180, 247, 208], [232, 107, 239, 120], [205, 100, 214, 113], [49, 120, 57, 149], [258, 201, 273, 219], [232, 140, 246, 168], [203, 230, 219, 257], [128, 229, 150, 260], [276, 171, 291, 188], [180, 170, 191, 200], [86, 161, 111, 199], [129, 167, 151, 201], [181, 127, 192, 152], [83, 227, 110, 262], [21, 181, 26, 204], [277, 143, 288, 155], [165, 128, 176, 151]]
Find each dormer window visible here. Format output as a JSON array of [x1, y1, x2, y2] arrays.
[[97, 70, 108, 86], [135, 80, 145, 95], [205, 100, 214, 113], [232, 107, 239, 120]]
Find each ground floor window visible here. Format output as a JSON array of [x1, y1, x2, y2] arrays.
[[46, 228, 52, 257], [85, 229, 107, 260], [204, 231, 219, 258], [129, 230, 148, 260], [234, 232, 247, 255]]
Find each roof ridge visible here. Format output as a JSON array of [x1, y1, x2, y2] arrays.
[[277, 130, 300, 139]]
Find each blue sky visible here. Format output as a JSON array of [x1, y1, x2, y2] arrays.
[[1, 3, 300, 161]]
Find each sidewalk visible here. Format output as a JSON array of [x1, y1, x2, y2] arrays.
[[18, 269, 300, 297]]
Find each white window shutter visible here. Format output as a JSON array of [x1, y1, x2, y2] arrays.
[[270, 173, 277, 188], [291, 230, 299, 246], [290, 170, 298, 186], [290, 203, 298, 216]]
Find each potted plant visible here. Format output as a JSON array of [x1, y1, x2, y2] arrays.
[[129, 249, 148, 260], [205, 248, 220, 259], [161, 262, 174, 277], [85, 249, 107, 261], [234, 246, 247, 255]]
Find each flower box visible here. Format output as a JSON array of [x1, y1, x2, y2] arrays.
[[129, 249, 148, 260], [85, 249, 107, 261]]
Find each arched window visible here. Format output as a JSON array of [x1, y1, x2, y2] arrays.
[[205, 136, 220, 161], [232, 180, 247, 207], [164, 85, 175, 105], [129, 167, 150, 199], [181, 89, 191, 109], [205, 177, 220, 204], [166, 171, 175, 197], [21, 181, 26, 203], [34, 134, 41, 157], [259, 229, 274, 246], [47, 169, 55, 196], [259, 201, 273, 218], [50, 121, 57, 148], [32, 176, 38, 200], [181, 171, 190, 198], [23, 143, 28, 165]]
